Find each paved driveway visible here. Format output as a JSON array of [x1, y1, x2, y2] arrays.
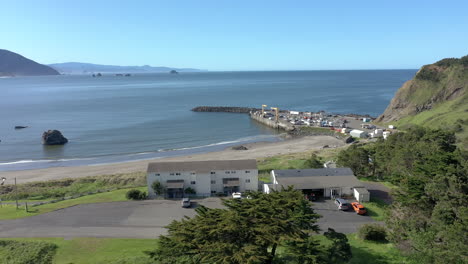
[[0, 198, 223, 239], [0, 197, 375, 238], [314, 198, 376, 233]]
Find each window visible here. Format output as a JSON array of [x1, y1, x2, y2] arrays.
[[169, 173, 175, 176], [176, 173, 181, 176], [191, 181, 196, 185], [225, 171, 230, 174], [155, 173, 160, 176], [210, 171, 216, 174], [231, 171, 236, 173], [245, 179, 251, 183], [211, 180, 216, 184], [211, 190, 217, 194], [190, 172, 196, 175], [245, 171, 250, 173]]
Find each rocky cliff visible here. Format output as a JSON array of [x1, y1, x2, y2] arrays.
[[0, 49, 60, 77], [377, 55, 468, 123]]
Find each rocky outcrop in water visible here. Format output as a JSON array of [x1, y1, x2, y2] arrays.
[[192, 106, 259, 113], [42, 130, 68, 145]]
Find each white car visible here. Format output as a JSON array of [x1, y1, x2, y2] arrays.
[[232, 192, 242, 199]]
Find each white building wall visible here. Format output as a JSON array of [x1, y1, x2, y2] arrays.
[[147, 169, 258, 197]]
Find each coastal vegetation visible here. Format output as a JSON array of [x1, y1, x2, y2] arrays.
[[0, 172, 145, 201], [336, 126, 468, 263], [0, 187, 146, 220], [377, 55, 468, 149]]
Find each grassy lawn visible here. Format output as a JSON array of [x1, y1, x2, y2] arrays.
[[346, 234, 409, 264], [313, 234, 409, 264], [3, 235, 409, 264], [362, 197, 389, 221], [1, 237, 156, 264], [0, 187, 146, 220]]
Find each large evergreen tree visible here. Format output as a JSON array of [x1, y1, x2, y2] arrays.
[[147, 187, 351, 264]]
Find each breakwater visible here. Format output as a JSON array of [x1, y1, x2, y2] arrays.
[[249, 112, 294, 131], [191, 106, 259, 113]]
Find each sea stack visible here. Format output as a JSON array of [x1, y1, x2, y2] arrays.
[[42, 130, 68, 145]]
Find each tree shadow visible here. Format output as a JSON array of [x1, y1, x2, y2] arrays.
[[350, 245, 394, 264]]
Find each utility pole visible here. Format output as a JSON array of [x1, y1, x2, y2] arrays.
[[15, 177, 19, 209], [261, 104, 267, 115], [270, 107, 279, 123]]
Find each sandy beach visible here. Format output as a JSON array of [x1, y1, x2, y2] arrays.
[[0, 136, 345, 184]]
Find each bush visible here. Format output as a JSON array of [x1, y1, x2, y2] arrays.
[[184, 187, 196, 195], [358, 223, 387, 241], [126, 189, 147, 200], [0, 240, 57, 264]]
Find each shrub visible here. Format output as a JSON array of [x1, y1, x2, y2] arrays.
[[126, 189, 146, 200], [151, 181, 165, 196], [0, 240, 57, 264], [358, 223, 387, 241], [184, 187, 196, 195]]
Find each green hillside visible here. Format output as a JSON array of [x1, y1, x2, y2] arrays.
[[377, 55, 468, 148]]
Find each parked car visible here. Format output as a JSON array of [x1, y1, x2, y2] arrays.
[[351, 202, 367, 215], [334, 198, 350, 211], [232, 192, 242, 199], [181, 198, 191, 208]]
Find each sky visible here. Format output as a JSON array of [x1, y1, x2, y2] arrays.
[[1, 1, 467, 71]]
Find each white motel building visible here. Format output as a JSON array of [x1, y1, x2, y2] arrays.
[[146, 159, 259, 198]]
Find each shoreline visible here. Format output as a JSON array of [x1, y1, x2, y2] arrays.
[[0, 135, 345, 184]]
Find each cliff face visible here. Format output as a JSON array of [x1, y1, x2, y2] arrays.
[[0, 49, 59, 77], [377, 56, 468, 123]]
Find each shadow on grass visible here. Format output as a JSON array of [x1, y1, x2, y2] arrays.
[[350, 246, 390, 264]]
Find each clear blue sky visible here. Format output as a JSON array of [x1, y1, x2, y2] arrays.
[[1, 0, 467, 70]]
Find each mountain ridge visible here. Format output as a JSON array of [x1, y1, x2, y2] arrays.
[[0, 49, 60, 77], [49, 62, 205, 74]]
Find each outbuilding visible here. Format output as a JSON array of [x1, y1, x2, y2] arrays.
[[350, 129, 368, 138], [266, 168, 368, 199]]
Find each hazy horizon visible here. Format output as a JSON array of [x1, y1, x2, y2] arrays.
[[2, 1, 467, 71]]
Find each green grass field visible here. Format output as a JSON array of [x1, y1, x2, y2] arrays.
[[362, 197, 389, 221], [2, 234, 409, 264], [1, 237, 155, 264], [0, 187, 146, 220]]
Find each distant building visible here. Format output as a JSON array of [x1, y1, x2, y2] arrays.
[[264, 168, 368, 199], [146, 160, 258, 198], [383, 131, 391, 139], [350, 129, 368, 138]]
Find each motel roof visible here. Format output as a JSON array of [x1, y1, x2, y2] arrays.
[[147, 159, 257, 173]]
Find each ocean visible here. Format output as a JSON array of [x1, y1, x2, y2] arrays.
[[0, 70, 416, 171]]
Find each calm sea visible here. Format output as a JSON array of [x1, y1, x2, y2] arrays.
[[0, 70, 416, 171]]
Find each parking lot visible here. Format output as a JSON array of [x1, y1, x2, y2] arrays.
[[314, 198, 376, 233], [0, 197, 376, 238]]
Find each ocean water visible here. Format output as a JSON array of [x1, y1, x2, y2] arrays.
[[0, 70, 416, 171]]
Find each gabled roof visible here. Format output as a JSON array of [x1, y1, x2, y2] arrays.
[[147, 159, 257, 173], [274, 168, 354, 178], [272, 168, 362, 189]]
